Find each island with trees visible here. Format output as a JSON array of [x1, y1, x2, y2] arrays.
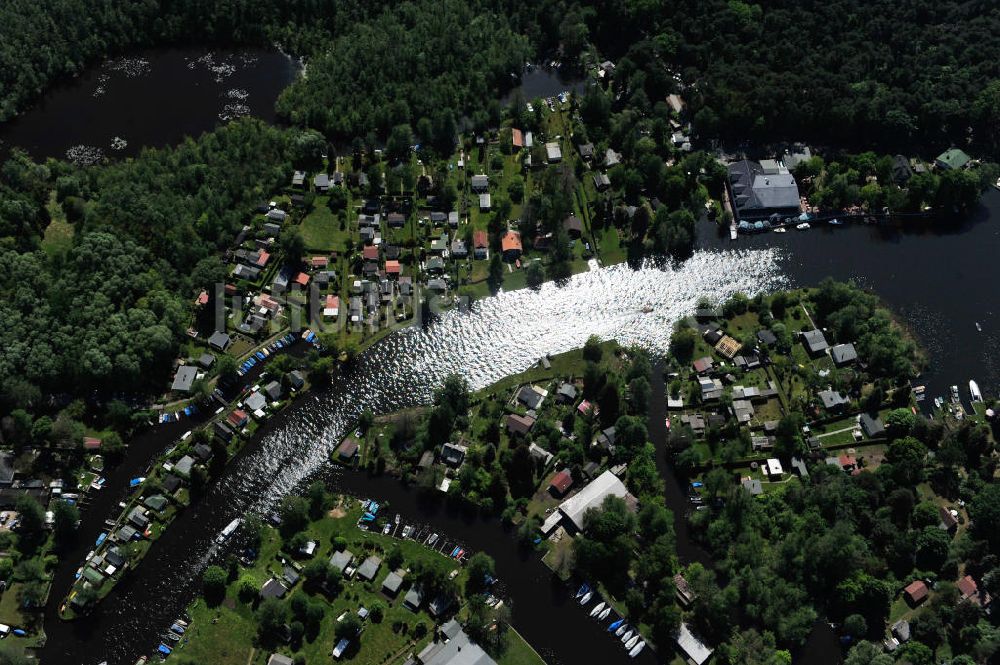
[[171, 488, 539, 665]]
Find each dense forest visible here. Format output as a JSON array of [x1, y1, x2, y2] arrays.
[[559, 0, 1000, 154], [275, 0, 531, 141], [4, 0, 1000, 154], [0, 120, 303, 410]]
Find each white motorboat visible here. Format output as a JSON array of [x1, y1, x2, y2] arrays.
[[216, 518, 241, 544], [773, 227, 787, 233], [796, 222, 811, 230], [621, 630, 634, 643], [625, 635, 640, 649], [628, 641, 646, 658], [579, 591, 592, 605], [598, 607, 611, 620], [589, 601, 606, 617], [970, 380, 983, 402], [615, 623, 629, 637]]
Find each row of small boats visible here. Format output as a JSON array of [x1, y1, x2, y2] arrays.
[[575, 584, 646, 658], [153, 616, 189, 659]]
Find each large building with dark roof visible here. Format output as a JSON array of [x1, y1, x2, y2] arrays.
[[728, 159, 801, 221]]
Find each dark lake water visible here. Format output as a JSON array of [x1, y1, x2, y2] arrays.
[[503, 66, 588, 104], [18, 43, 1000, 665], [0, 47, 298, 162]]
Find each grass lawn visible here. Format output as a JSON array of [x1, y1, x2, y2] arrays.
[[723, 311, 761, 341], [0, 583, 47, 652], [473, 343, 620, 401], [180, 599, 258, 665], [498, 627, 547, 665], [300, 200, 350, 252], [818, 429, 861, 446], [41, 218, 74, 257], [0, 583, 28, 627], [540, 537, 574, 581], [595, 226, 626, 266]]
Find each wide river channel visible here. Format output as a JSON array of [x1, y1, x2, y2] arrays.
[[5, 46, 998, 665]]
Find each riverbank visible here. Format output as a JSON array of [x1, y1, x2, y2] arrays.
[[55, 334, 324, 619]]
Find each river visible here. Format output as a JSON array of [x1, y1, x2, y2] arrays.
[[40, 186, 999, 664], [42, 251, 788, 665], [12, 43, 1000, 665]]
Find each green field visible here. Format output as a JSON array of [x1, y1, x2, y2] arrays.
[[41, 218, 74, 257], [498, 628, 547, 665], [300, 199, 350, 252]]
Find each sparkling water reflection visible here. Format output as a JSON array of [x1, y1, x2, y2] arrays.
[[236, 250, 788, 506]]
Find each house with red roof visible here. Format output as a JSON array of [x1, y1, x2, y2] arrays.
[[324, 295, 340, 319], [473, 230, 489, 259], [259, 294, 280, 313], [506, 413, 535, 436], [903, 580, 928, 606], [256, 250, 271, 267], [385, 260, 401, 276], [363, 245, 379, 261], [336, 438, 359, 462], [83, 437, 102, 451], [549, 468, 573, 496], [310, 256, 329, 269], [692, 357, 714, 374], [957, 575, 989, 606], [195, 290, 209, 307], [501, 231, 522, 262], [227, 409, 249, 429], [294, 272, 310, 287], [511, 128, 524, 149]]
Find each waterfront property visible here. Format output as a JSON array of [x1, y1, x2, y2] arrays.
[[540, 470, 635, 535], [727, 159, 801, 221]]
